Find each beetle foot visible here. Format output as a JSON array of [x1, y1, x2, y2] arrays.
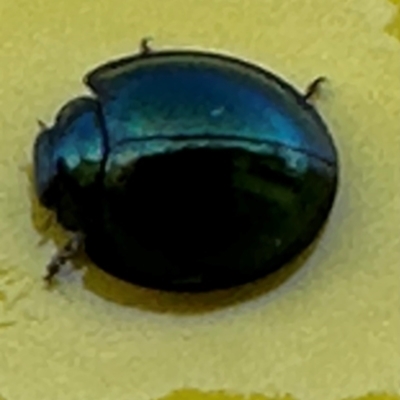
[[43, 232, 85, 285], [139, 37, 153, 56], [304, 76, 327, 102]]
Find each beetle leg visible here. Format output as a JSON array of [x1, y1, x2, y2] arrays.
[[139, 37, 154, 56], [43, 232, 85, 285], [37, 119, 48, 131], [304, 76, 327, 102]]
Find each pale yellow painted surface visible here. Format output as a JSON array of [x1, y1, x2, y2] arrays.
[[0, 1, 399, 400]]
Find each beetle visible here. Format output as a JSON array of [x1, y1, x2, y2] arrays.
[[33, 38, 338, 292]]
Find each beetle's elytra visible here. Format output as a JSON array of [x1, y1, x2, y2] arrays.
[[33, 39, 338, 292]]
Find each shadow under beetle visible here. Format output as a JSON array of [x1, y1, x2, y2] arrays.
[[33, 38, 338, 292]]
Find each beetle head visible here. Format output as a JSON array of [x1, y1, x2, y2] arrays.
[[33, 97, 106, 231]]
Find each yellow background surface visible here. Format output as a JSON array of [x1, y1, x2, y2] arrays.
[[0, 0, 399, 399]]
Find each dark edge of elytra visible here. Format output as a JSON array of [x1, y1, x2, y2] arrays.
[[119, 162, 339, 293]]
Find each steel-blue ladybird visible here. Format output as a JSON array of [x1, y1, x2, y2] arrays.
[[33, 39, 338, 291]]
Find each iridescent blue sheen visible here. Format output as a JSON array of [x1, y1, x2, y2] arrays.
[[33, 49, 339, 291], [86, 51, 335, 163]]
